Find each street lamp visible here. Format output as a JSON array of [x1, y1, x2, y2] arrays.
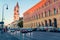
[[2, 4, 8, 29]]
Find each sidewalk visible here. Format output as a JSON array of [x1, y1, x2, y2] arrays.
[[0, 31, 19, 40]]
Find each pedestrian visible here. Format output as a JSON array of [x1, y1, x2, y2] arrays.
[[5, 27, 8, 32]]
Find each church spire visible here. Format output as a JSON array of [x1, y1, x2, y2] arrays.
[[16, 2, 19, 8], [14, 2, 19, 21]]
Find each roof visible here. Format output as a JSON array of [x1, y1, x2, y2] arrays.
[[23, 0, 47, 16]]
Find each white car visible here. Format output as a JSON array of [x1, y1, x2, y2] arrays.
[[47, 26, 57, 32], [40, 26, 48, 31]]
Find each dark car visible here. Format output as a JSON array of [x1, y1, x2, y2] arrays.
[[8, 28, 15, 32], [10, 29, 15, 32], [20, 28, 28, 33], [57, 28, 60, 32], [32, 28, 37, 31], [0, 28, 2, 31], [20, 28, 33, 33]]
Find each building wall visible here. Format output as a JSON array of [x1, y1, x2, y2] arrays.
[[23, 0, 60, 28]]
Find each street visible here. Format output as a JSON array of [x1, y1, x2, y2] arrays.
[[0, 31, 19, 40], [8, 31, 60, 40], [0, 0, 60, 40]]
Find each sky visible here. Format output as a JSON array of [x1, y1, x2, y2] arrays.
[[0, 0, 41, 25]]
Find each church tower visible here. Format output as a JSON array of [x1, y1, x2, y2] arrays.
[[14, 2, 19, 21]]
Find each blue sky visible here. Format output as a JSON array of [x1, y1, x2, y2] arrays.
[[0, 0, 41, 25]]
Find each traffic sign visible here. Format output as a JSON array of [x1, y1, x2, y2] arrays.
[[0, 22, 4, 24]]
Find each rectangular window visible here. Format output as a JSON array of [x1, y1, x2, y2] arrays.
[[33, 16, 35, 20], [36, 15, 38, 19], [45, 3, 48, 6], [49, 10, 51, 16], [39, 14, 40, 18], [54, 8, 56, 15], [45, 11, 47, 17], [42, 13, 43, 18]]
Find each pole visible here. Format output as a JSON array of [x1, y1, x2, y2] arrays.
[[2, 4, 8, 29], [2, 4, 4, 29]]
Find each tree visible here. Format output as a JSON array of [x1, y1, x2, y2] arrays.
[[17, 21, 23, 28]]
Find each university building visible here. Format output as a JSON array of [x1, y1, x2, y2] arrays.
[[23, 0, 60, 28]]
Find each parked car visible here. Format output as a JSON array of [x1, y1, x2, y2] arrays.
[[8, 28, 15, 32], [32, 28, 37, 31], [43, 27, 48, 31], [57, 28, 60, 32], [20, 28, 28, 33], [10, 29, 15, 32], [47, 26, 57, 32], [27, 28, 33, 32], [39, 26, 43, 31], [20, 28, 33, 33], [15, 28, 20, 31], [0, 28, 2, 31], [40, 26, 48, 32]]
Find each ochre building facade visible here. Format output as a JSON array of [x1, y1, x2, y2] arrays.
[[23, 0, 60, 28]]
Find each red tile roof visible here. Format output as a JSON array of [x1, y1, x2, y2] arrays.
[[23, 0, 47, 16]]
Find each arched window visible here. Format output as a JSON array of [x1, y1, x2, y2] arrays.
[[54, 18, 57, 28], [38, 22, 41, 27], [49, 19, 52, 26], [45, 20, 48, 26], [54, 8, 57, 15], [41, 22, 44, 27]]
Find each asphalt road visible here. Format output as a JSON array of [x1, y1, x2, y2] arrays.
[[26, 31, 60, 40], [0, 31, 19, 40], [8, 31, 60, 40]]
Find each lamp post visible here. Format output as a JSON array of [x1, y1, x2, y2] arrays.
[[2, 4, 8, 29]]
